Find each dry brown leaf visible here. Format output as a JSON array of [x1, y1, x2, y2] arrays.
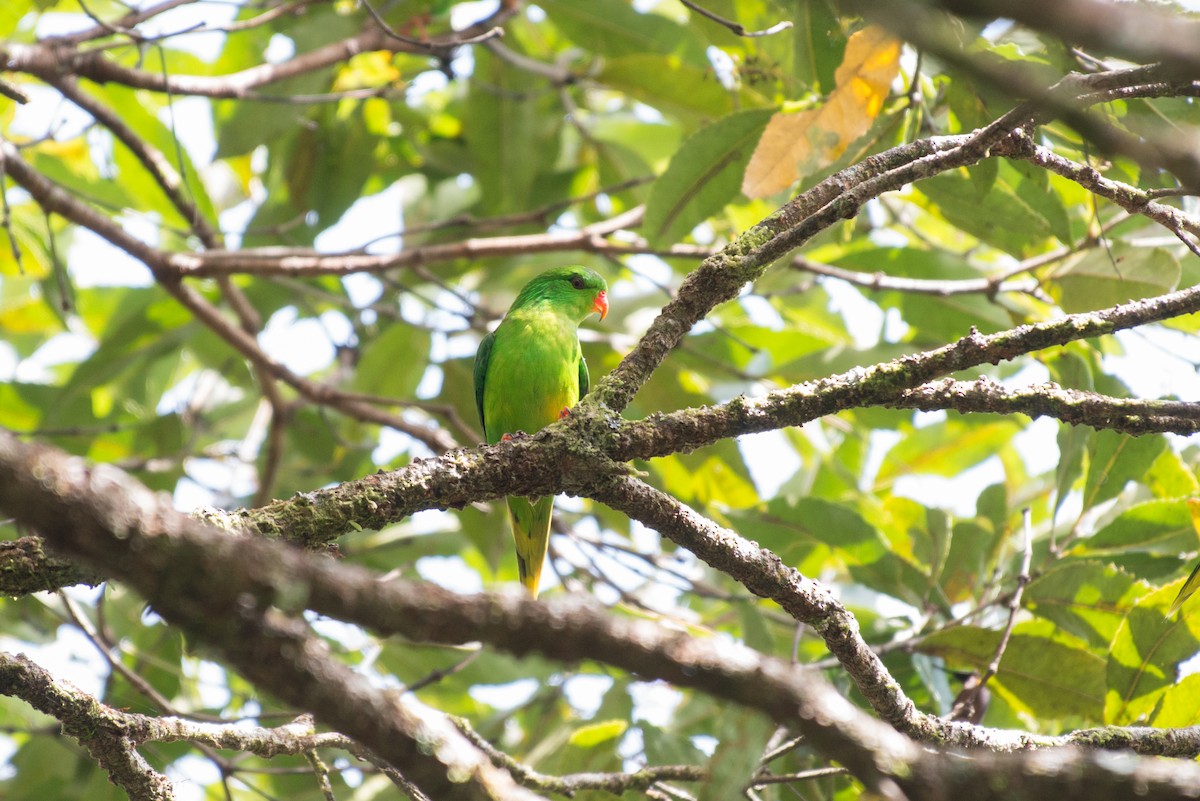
[[742, 26, 901, 198]]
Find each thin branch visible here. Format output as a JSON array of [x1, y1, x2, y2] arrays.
[[678, 0, 793, 37], [948, 509, 1033, 721], [483, 38, 575, 84], [44, 0, 199, 45], [858, 2, 1200, 189], [933, 0, 1200, 84], [451, 716, 706, 794], [886, 378, 1200, 436], [0, 651, 175, 801], [360, 0, 504, 50], [172, 206, 647, 277], [6, 3, 516, 99], [751, 767, 849, 787], [1017, 143, 1200, 257], [0, 78, 29, 104], [789, 253, 1039, 297]]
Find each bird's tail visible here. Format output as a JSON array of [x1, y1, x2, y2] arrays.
[[507, 495, 554, 598]]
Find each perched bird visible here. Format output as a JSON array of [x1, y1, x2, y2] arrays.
[[473, 266, 609, 597]]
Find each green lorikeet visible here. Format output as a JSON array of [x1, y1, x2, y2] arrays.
[[473, 266, 609, 598]]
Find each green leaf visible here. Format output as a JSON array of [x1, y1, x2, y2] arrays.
[[641, 722, 707, 767], [544, 0, 706, 64], [352, 322, 432, 399], [99, 84, 219, 231], [8, 737, 80, 801], [1047, 351, 1093, 519], [1080, 499, 1199, 556], [916, 162, 1069, 255], [1105, 582, 1200, 724], [736, 496, 887, 566], [466, 48, 558, 214], [658, 449, 759, 509], [941, 520, 1005, 603], [1051, 245, 1181, 314], [1083, 430, 1167, 508], [1146, 448, 1200, 499], [787, 0, 845, 91], [921, 624, 1105, 719], [1025, 561, 1149, 649], [597, 55, 738, 121], [1148, 672, 1200, 727], [876, 418, 1022, 484], [697, 709, 774, 801], [644, 108, 774, 246]]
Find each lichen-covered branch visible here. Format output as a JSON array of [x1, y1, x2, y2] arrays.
[[587, 65, 1199, 415], [0, 651, 174, 801], [887, 378, 1200, 434], [0, 536, 101, 596], [6, 432, 1200, 799], [0, 432, 536, 801], [609, 280, 1200, 461]]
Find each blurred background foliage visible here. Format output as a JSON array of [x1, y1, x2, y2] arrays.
[[3, 0, 1200, 798]]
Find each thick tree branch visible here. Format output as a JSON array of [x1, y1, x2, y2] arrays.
[[589, 64, 1200, 415], [609, 276, 1200, 462], [6, 433, 1200, 800], [0, 434, 535, 801], [0, 651, 174, 801], [0, 536, 101, 595], [9, 262, 1200, 592]]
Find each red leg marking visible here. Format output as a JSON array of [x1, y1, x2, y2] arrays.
[[558, 406, 571, 419]]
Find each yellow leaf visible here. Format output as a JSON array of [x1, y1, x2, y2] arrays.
[[333, 51, 401, 92], [0, 297, 58, 333], [32, 138, 93, 175], [568, 719, 628, 748], [742, 26, 901, 198]]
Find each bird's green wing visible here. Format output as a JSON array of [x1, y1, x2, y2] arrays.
[[578, 353, 589, 399], [473, 330, 496, 433]]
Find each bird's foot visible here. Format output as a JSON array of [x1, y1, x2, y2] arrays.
[[558, 406, 571, 419], [501, 433, 513, 442]]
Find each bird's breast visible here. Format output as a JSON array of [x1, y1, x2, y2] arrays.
[[483, 316, 581, 443]]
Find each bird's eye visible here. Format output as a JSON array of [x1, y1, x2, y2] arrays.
[[569, 275, 585, 289]]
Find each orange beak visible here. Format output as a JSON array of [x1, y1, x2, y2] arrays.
[[593, 290, 609, 321]]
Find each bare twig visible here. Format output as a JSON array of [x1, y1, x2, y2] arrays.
[[948, 508, 1034, 720], [887, 377, 1200, 437], [359, 0, 504, 50], [0, 79, 29, 104], [451, 716, 706, 794], [678, 0, 793, 37]]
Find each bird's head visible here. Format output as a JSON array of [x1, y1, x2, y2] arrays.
[[513, 266, 609, 322]]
